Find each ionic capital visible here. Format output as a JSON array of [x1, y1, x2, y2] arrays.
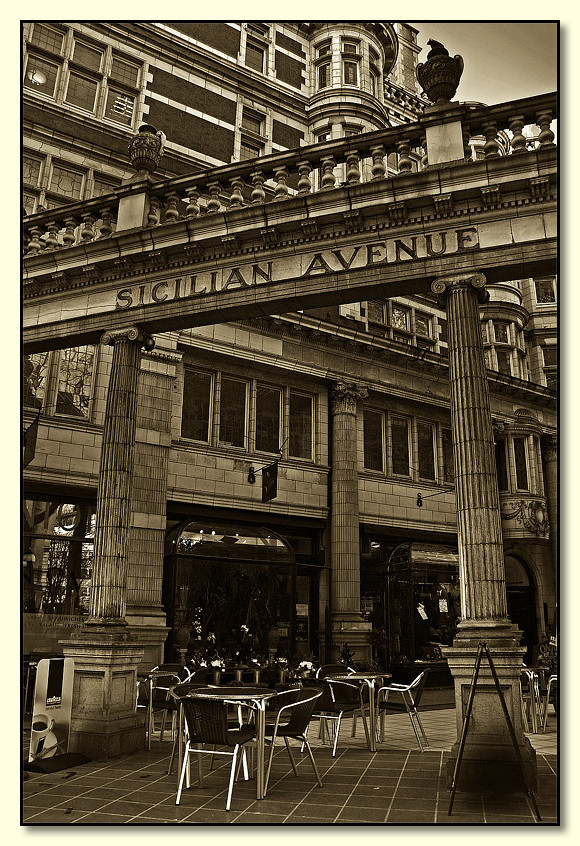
[[431, 272, 489, 307], [101, 326, 155, 351], [330, 381, 368, 415]]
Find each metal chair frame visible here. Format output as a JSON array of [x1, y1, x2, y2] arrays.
[[263, 687, 323, 792], [377, 671, 429, 752], [542, 674, 557, 732], [308, 678, 369, 756]]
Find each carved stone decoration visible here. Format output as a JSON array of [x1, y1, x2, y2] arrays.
[[416, 40, 464, 104], [481, 185, 501, 208], [128, 124, 165, 174], [500, 499, 550, 537], [101, 326, 155, 351], [432, 194, 453, 216], [330, 381, 368, 415], [260, 227, 279, 246], [342, 210, 362, 232], [301, 220, 320, 237], [529, 177, 551, 200], [221, 234, 240, 251], [183, 242, 204, 262], [387, 201, 408, 225]]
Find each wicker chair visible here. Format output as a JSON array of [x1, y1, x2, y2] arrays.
[[176, 695, 256, 811], [377, 670, 429, 751], [263, 687, 323, 792]]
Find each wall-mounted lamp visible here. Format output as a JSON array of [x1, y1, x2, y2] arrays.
[[416, 490, 447, 508]]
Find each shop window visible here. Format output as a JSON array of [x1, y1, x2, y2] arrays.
[[256, 384, 281, 454], [219, 377, 247, 447], [65, 71, 99, 112], [24, 54, 59, 97], [182, 369, 212, 442], [495, 440, 509, 491], [246, 39, 265, 72], [289, 392, 313, 460], [55, 346, 95, 418], [364, 409, 384, 472], [513, 437, 529, 490], [417, 422, 436, 481], [23, 352, 50, 409], [442, 428, 454, 482], [29, 23, 64, 54], [391, 416, 410, 476], [534, 277, 557, 304]]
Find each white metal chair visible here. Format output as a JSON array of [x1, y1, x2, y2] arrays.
[[542, 674, 557, 732], [377, 671, 429, 751]]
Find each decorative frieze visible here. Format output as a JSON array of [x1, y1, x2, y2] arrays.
[[500, 499, 550, 536]]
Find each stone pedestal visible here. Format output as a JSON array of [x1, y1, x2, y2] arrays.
[[433, 272, 537, 792], [329, 381, 372, 664]]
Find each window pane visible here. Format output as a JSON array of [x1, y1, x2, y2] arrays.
[[240, 140, 262, 161], [342, 41, 358, 54], [23, 155, 42, 186], [494, 321, 510, 343], [111, 56, 140, 88], [343, 60, 358, 85], [391, 306, 409, 330], [105, 88, 135, 125], [182, 370, 212, 441], [317, 41, 331, 57], [318, 62, 330, 89], [543, 347, 557, 367], [242, 111, 263, 135], [367, 300, 385, 323], [442, 428, 454, 482], [23, 192, 37, 215], [415, 312, 432, 337], [364, 409, 383, 471], [289, 393, 313, 459], [246, 41, 264, 72], [30, 24, 64, 54], [24, 55, 59, 97], [513, 438, 529, 490], [496, 349, 512, 375], [65, 72, 98, 111], [219, 378, 247, 447], [72, 41, 103, 72], [495, 441, 508, 491], [23, 352, 50, 409], [56, 346, 94, 418], [49, 164, 84, 199], [535, 278, 556, 303], [92, 176, 119, 198], [418, 422, 436, 480], [256, 385, 281, 453], [438, 318, 448, 343], [391, 417, 410, 476]]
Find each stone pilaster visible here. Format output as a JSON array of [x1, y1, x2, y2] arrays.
[[62, 326, 154, 760], [432, 273, 536, 792], [541, 433, 558, 588], [328, 381, 371, 664]]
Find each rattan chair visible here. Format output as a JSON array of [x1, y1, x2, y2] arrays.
[[263, 687, 323, 792], [176, 695, 256, 811], [377, 670, 429, 751]]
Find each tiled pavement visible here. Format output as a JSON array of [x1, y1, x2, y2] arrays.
[[22, 707, 558, 825]]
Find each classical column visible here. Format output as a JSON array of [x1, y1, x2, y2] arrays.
[[61, 326, 154, 760], [328, 381, 371, 663], [541, 433, 558, 588], [432, 272, 537, 791]]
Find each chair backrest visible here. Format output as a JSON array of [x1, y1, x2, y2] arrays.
[[274, 688, 322, 735], [151, 664, 188, 687], [408, 670, 429, 708], [180, 696, 232, 746], [316, 664, 354, 679], [187, 667, 213, 684], [172, 682, 208, 699]]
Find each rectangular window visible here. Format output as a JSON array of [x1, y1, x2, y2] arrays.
[[256, 385, 281, 453], [49, 164, 84, 200], [343, 60, 358, 85], [246, 40, 265, 72], [342, 40, 359, 54], [391, 416, 410, 476], [496, 349, 512, 376], [534, 277, 556, 304], [289, 392, 313, 459], [442, 428, 454, 482], [23, 192, 37, 215], [23, 352, 50, 409], [72, 40, 103, 72], [367, 300, 386, 324], [318, 62, 330, 89], [417, 422, 436, 480], [542, 347, 557, 368], [415, 312, 432, 338], [181, 370, 212, 442], [495, 441, 509, 491], [30, 24, 64, 54], [241, 110, 264, 135], [24, 55, 59, 97], [65, 71, 98, 112], [219, 377, 247, 447], [370, 68, 379, 97], [513, 438, 529, 490], [56, 346, 95, 418], [391, 305, 410, 331], [438, 318, 448, 344], [316, 41, 331, 58], [240, 139, 263, 161], [494, 321, 510, 344], [23, 155, 42, 187], [110, 56, 140, 88], [105, 88, 135, 125], [364, 409, 384, 472], [92, 176, 120, 198]]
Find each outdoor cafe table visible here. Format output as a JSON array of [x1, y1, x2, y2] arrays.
[[185, 686, 277, 800], [326, 672, 391, 753]]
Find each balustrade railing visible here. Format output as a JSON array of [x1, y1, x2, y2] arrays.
[[23, 92, 556, 258]]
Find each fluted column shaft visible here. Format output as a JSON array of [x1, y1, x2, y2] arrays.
[[432, 273, 508, 622], [330, 382, 367, 615], [89, 326, 155, 622], [541, 433, 558, 584]]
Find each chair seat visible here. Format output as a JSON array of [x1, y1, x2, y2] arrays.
[[223, 725, 256, 746]]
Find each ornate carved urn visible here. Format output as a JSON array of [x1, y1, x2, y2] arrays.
[[416, 40, 464, 104], [128, 124, 165, 173]]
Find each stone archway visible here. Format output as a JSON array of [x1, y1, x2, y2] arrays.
[[505, 554, 537, 664]]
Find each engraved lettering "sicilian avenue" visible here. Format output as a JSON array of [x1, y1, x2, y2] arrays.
[[115, 227, 479, 310]]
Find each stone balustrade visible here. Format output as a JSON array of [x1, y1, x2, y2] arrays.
[[23, 91, 557, 257]]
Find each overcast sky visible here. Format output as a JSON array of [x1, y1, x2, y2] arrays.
[[409, 22, 558, 105]]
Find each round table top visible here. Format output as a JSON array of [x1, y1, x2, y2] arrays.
[[186, 686, 277, 702], [327, 672, 392, 682]]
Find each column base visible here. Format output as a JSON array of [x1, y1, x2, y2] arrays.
[[125, 607, 170, 672], [329, 614, 372, 665], [443, 620, 537, 793], [60, 623, 145, 761]]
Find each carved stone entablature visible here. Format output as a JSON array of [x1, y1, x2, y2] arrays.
[[432, 194, 453, 216], [113, 257, 135, 275], [260, 227, 280, 246], [500, 498, 550, 537], [50, 271, 70, 287], [387, 201, 408, 225], [330, 380, 368, 415], [82, 264, 101, 283], [221, 234, 240, 251], [301, 220, 320, 238], [183, 243, 204, 262], [529, 177, 551, 200], [342, 211, 363, 232], [146, 250, 168, 270], [480, 185, 501, 208]]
